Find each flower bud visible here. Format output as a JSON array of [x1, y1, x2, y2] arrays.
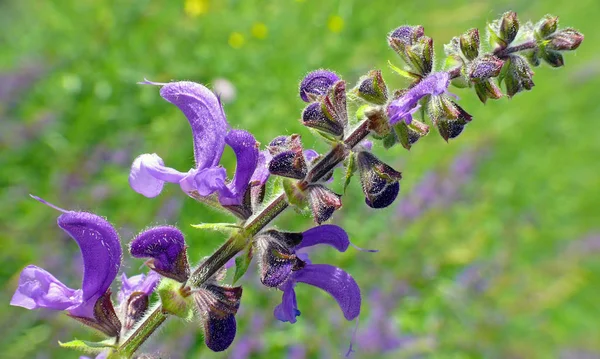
[[536, 15, 558, 38], [503, 55, 535, 97], [500, 11, 519, 45], [301, 102, 344, 137], [357, 151, 402, 209], [388, 25, 424, 50], [356, 70, 388, 105], [459, 28, 480, 61], [322, 80, 348, 130], [541, 50, 564, 68], [474, 79, 503, 103], [427, 95, 460, 122], [547, 28, 584, 51], [268, 134, 303, 155], [468, 55, 504, 81], [299, 70, 340, 102], [434, 103, 472, 141], [306, 184, 342, 224], [269, 150, 307, 179], [394, 119, 430, 150]]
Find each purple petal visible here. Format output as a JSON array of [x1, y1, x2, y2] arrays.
[[129, 153, 187, 198], [250, 150, 273, 186], [219, 130, 259, 206], [296, 224, 349, 252], [387, 72, 449, 125], [130, 226, 185, 274], [273, 280, 300, 323], [295, 264, 361, 321], [57, 211, 122, 318], [159, 81, 228, 170], [11, 265, 83, 311], [204, 313, 237, 352], [303, 149, 319, 163], [118, 271, 160, 305], [193, 167, 227, 196], [299, 70, 340, 102]]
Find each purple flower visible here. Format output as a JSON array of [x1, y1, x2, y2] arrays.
[[129, 81, 259, 206], [254, 225, 361, 324], [118, 271, 160, 305], [11, 196, 122, 334], [130, 226, 190, 282], [299, 70, 340, 102], [387, 72, 451, 125]]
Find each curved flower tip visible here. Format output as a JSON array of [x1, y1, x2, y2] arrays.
[[295, 264, 361, 321], [137, 78, 168, 86], [250, 150, 273, 186], [130, 226, 190, 282], [299, 69, 340, 102], [29, 195, 69, 213], [219, 129, 259, 206], [159, 81, 228, 170], [204, 313, 237, 352], [57, 211, 122, 317], [11, 265, 82, 311], [297, 224, 350, 252], [129, 153, 188, 198], [273, 281, 300, 323]]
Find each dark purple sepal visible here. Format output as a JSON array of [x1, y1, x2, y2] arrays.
[[474, 79, 503, 103], [299, 69, 340, 103], [535, 15, 558, 38], [222, 185, 254, 220], [69, 289, 122, 338], [393, 119, 430, 150], [435, 103, 472, 142], [357, 151, 402, 209], [254, 231, 302, 288], [356, 70, 388, 105], [268, 151, 307, 179], [204, 313, 237, 352], [501, 55, 535, 98], [123, 292, 149, 331], [130, 226, 190, 282], [322, 80, 348, 129], [306, 185, 342, 224], [301, 102, 344, 137]]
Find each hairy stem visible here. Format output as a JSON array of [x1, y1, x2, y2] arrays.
[[118, 118, 372, 356], [494, 39, 537, 58]]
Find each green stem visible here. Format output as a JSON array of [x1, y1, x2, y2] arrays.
[[117, 304, 167, 358]]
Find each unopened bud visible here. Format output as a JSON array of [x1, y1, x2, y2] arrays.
[[302, 102, 344, 137], [460, 28, 480, 61], [427, 95, 460, 122], [434, 103, 472, 141], [474, 79, 503, 103], [394, 119, 430, 150], [299, 69, 340, 102], [547, 28, 584, 51], [468, 55, 504, 81], [504, 55, 535, 97], [306, 185, 342, 224], [269, 150, 307, 179], [356, 70, 388, 105], [500, 11, 519, 44], [541, 50, 564, 68], [536, 15, 558, 38], [357, 151, 401, 209], [388, 25, 424, 50]]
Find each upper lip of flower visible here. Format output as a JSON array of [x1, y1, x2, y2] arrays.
[[128, 81, 259, 206], [10, 196, 122, 320]]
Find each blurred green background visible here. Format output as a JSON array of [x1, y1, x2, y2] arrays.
[[1, 0, 599, 358]]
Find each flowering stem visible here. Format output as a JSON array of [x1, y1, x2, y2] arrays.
[[117, 303, 167, 358], [494, 39, 537, 58], [118, 118, 372, 357]]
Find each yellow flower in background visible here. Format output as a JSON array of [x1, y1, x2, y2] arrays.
[[229, 32, 245, 49], [251, 22, 268, 39], [327, 15, 344, 33], [184, 0, 209, 17]]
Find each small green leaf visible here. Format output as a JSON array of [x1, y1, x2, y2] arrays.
[[387, 60, 420, 80], [343, 153, 357, 193], [59, 339, 116, 354], [233, 244, 253, 284], [190, 223, 242, 233]]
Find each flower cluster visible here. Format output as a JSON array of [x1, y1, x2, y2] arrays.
[[9, 11, 583, 358]]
